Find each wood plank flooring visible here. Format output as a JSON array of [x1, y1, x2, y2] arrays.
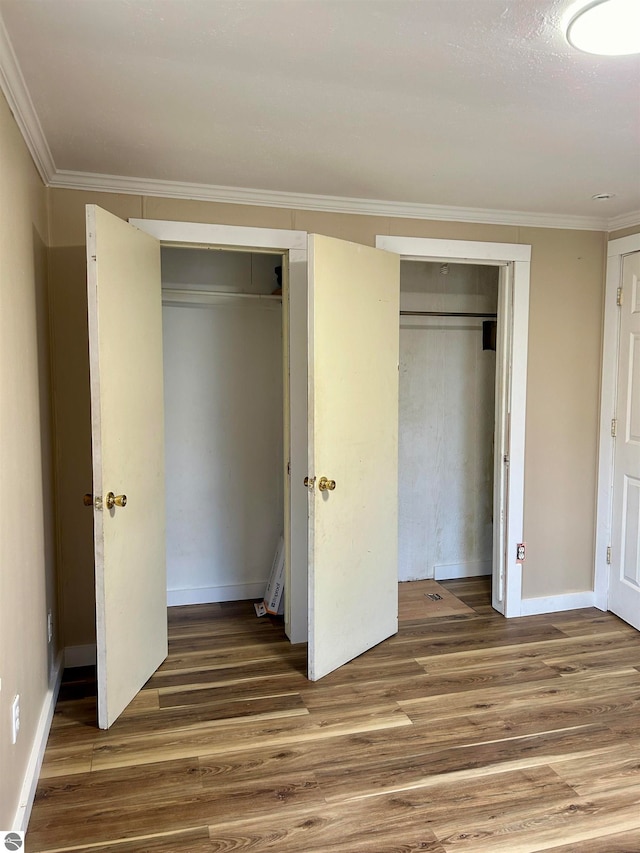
[[398, 579, 476, 620], [27, 579, 640, 852]]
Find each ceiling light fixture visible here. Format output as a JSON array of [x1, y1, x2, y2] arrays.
[[566, 0, 640, 55]]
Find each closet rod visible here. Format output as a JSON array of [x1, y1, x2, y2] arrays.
[[400, 310, 497, 318]]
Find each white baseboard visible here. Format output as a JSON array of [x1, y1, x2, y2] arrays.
[[64, 644, 97, 667], [434, 560, 492, 580], [167, 581, 266, 606], [14, 651, 64, 831], [520, 590, 596, 617]]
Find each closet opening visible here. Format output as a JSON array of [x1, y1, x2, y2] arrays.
[[160, 245, 287, 614], [398, 260, 499, 601]]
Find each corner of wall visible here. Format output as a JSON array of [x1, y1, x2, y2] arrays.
[[0, 85, 62, 831], [13, 653, 63, 831]]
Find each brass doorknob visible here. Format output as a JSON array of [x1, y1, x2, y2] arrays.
[[105, 492, 127, 509], [318, 477, 336, 492]]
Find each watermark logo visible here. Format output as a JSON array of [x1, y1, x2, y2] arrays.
[[2, 832, 24, 851]]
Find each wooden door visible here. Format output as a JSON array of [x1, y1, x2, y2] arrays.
[[307, 235, 400, 680], [86, 205, 167, 728], [609, 250, 640, 630]]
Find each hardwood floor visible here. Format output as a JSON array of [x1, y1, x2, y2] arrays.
[[28, 579, 640, 852]]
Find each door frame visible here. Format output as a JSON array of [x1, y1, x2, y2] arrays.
[[376, 236, 531, 617], [130, 218, 309, 643], [594, 232, 640, 612]]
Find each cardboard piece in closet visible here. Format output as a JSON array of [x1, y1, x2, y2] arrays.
[[261, 535, 285, 616]]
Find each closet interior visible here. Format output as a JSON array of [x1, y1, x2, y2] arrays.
[[398, 260, 499, 586], [161, 246, 285, 607], [159, 248, 500, 615]]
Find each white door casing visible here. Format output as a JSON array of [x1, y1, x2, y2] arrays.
[[492, 265, 512, 613], [376, 236, 531, 617], [307, 235, 400, 680], [608, 250, 640, 629], [87, 205, 167, 728]]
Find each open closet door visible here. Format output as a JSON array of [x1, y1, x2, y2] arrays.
[[86, 205, 167, 728], [307, 235, 400, 680]]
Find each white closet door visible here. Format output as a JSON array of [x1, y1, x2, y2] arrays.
[[86, 205, 167, 729], [307, 234, 400, 681]]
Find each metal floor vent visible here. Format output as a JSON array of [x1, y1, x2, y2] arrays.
[[425, 593, 443, 601]]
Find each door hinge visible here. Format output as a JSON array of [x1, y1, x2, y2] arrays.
[[611, 418, 617, 437], [617, 287, 623, 306], [606, 545, 612, 565]]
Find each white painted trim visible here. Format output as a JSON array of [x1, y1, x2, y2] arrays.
[[491, 266, 510, 612], [595, 233, 640, 613], [607, 233, 640, 257], [377, 235, 530, 619], [167, 582, 267, 606], [13, 652, 63, 831], [130, 218, 306, 251], [608, 211, 640, 233], [64, 644, 97, 667], [0, 12, 55, 184], [48, 169, 611, 231], [506, 259, 530, 617], [594, 253, 622, 612], [377, 236, 532, 264], [520, 591, 596, 617], [434, 561, 492, 580]]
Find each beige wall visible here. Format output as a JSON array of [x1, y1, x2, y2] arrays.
[[0, 92, 56, 826], [47, 190, 606, 646], [519, 226, 606, 596]]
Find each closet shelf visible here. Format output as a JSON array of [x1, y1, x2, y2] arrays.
[[162, 288, 282, 307], [400, 310, 497, 318]]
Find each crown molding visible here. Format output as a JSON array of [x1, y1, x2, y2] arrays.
[[607, 209, 640, 234], [0, 12, 55, 184], [0, 9, 634, 234], [47, 168, 611, 231]]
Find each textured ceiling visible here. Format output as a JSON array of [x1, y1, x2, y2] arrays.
[[1, 0, 639, 221]]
